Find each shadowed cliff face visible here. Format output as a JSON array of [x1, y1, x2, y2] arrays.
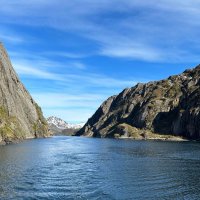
[[76, 65, 200, 140], [0, 43, 50, 144]]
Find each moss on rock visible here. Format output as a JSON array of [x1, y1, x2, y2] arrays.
[[0, 106, 25, 143], [33, 103, 49, 138]]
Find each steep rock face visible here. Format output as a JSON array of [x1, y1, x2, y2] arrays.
[[0, 43, 49, 144], [76, 65, 200, 140]]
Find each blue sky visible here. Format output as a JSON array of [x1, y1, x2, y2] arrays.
[[0, 0, 200, 123]]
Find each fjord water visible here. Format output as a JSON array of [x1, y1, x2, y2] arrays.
[[0, 137, 200, 200]]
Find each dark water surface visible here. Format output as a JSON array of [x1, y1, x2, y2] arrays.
[[0, 136, 200, 200]]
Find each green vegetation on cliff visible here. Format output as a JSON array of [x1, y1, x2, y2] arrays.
[[0, 106, 24, 143], [33, 103, 49, 138], [76, 65, 200, 140], [0, 43, 50, 144]]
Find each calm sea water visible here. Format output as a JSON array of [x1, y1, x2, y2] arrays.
[[0, 136, 200, 200]]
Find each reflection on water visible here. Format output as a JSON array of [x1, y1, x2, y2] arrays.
[[0, 136, 200, 199]]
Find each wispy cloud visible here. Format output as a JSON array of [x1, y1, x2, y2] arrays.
[[32, 93, 107, 108], [0, 28, 25, 44], [12, 59, 65, 81], [32, 92, 111, 123], [0, 33, 23, 44], [14, 63, 64, 81], [69, 62, 87, 70], [100, 43, 162, 61], [13, 58, 138, 88], [43, 51, 90, 59], [1, 0, 200, 62]]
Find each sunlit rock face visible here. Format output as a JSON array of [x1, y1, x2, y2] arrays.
[[0, 43, 49, 144], [77, 65, 200, 140], [47, 116, 84, 135]]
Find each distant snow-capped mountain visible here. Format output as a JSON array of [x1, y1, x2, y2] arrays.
[[47, 116, 85, 130]]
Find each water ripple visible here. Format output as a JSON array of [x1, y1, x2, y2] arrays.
[[0, 137, 200, 199]]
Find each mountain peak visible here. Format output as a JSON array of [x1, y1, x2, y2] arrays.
[[47, 116, 85, 130], [76, 64, 200, 140], [47, 116, 69, 130]]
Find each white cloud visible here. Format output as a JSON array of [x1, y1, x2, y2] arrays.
[[71, 62, 86, 70], [2, 0, 200, 61], [13, 61, 64, 81], [0, 27, 27, 44], [12, 57, 139, 88], [100, 44, 162, 61], [32, 93, 107, 108], [32, 92, 111, 123], [0, 33, 24, 44], [42, 51, 89, 59], [82, 74, 137, 88]]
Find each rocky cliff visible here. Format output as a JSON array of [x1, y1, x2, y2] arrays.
[[76, 65, 200, 140], [0, 43, 49, 144]]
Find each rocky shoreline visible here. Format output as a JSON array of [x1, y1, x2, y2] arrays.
[[0, 135, 53, 145], [117, 135, 188, 142]]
